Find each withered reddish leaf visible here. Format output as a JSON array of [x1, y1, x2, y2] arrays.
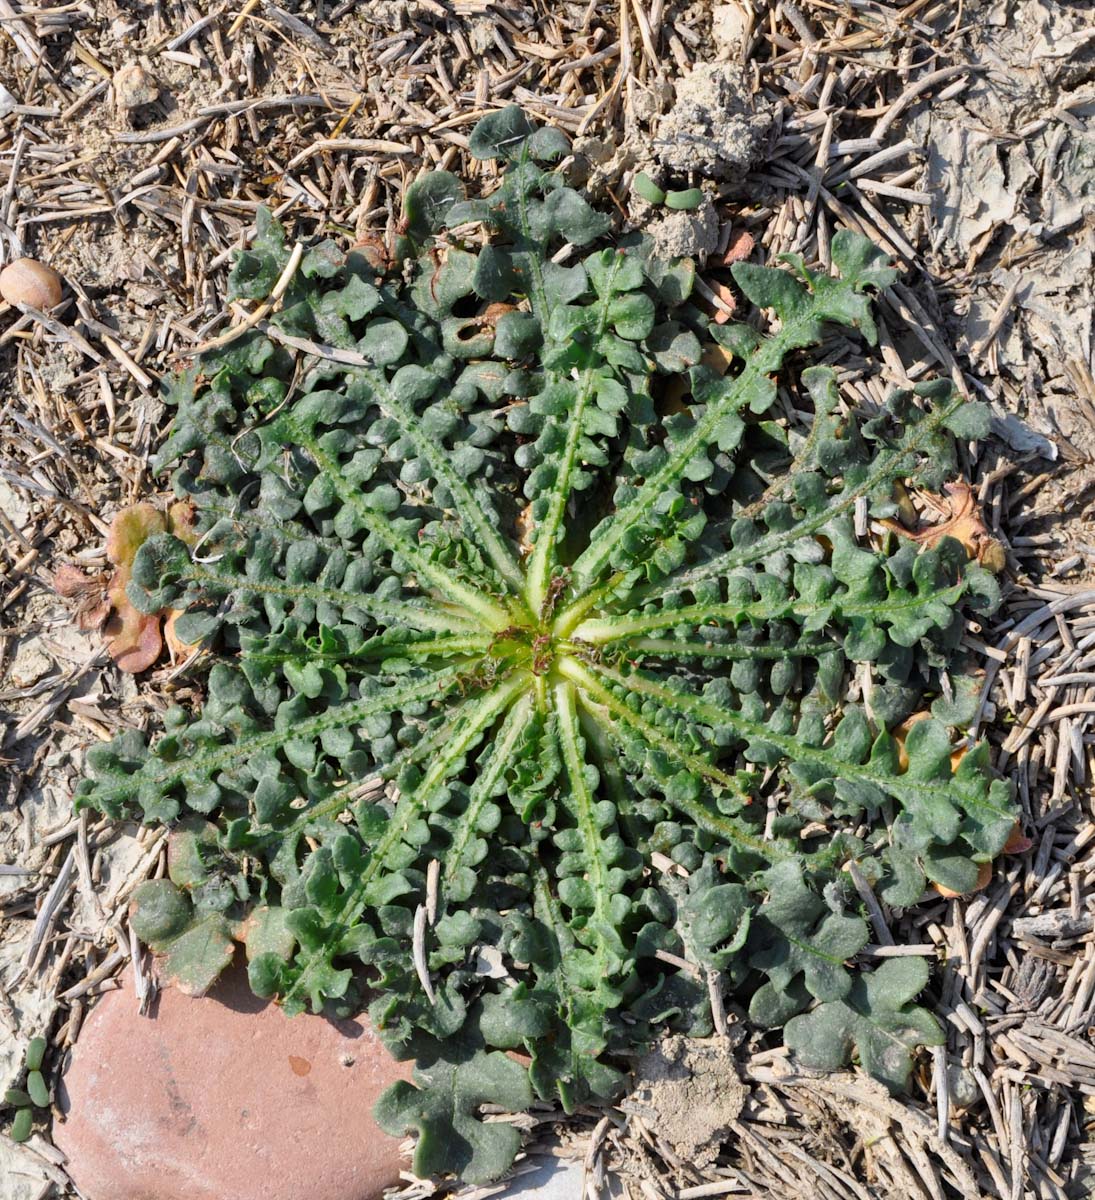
[[99, 502, 174, 672], [516, 504, 534, 558], [78, 599, 112, 633], [880, 481, 1002, 568], [1003, 823, 1033, 855], [166, 499, 200, 548], [107, 503, 167, 575], [701, 342, 734, 376], [480, 301, 519, 328], [352, 232, 393, 273], [707, 280, 738, 324], [104, 600, 163, 674], [52, 563, 98, 598], [52, 564, 111, 631]]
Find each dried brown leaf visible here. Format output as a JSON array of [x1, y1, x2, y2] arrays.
[[880, 481, 1004, 570]]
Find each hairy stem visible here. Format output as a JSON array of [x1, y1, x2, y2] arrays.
[[298, 429, 515, 631], [525, 262, 622, 617], [629, 394, 969, 607], [572, 582, 963, 644], [281, 669, 528, 1009], [348, 365, 528, 600]]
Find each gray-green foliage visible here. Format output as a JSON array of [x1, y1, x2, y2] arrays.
[[783, 956, 944, 1094], [5, 1038, 49, 1144], [76, 106, 1013, 1180]]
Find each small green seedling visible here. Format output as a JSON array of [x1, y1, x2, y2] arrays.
[[5, 1037, 49, 1144], [26, 1072, 49, 1109], [665, 186, 704, 210], [632, 171, 666, 204]]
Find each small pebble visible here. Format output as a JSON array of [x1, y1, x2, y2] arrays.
[[113, 61, 159, 113], [0, 258, 63, 309]]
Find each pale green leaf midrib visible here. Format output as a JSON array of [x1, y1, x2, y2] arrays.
[[297, 429, 513, 631], [594, 661, 1013, 824], [282, 670, 528, 1009], [93, 663, 470, 810], [630, 394, 966, 606]]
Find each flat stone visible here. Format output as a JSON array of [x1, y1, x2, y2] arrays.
[[54, 964, 412, 1200]]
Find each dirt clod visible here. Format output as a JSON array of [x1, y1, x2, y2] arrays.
[[112, 61, 160, 117], [653, 63, 774, 185], [647, 196, 720, 260], [632, 1037, 746, 1169]]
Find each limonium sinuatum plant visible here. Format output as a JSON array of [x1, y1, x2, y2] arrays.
[[76, 107, 1016, 1183]]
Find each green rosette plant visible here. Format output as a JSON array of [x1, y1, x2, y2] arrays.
[[76, 107, 1015, 1182]]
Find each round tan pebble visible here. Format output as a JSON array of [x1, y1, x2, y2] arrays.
[[0, 257, 63, 309], [113, 61, 159, 113], [54, 963, 413, 1200]]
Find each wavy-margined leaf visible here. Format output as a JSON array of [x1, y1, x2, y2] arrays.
[[130, 879, 236, 996], [572, 658, 1013, 891], [784, 956, 945, 1093], [404, 171, 465, 241], [73, 106, 1017, 1185], [747, 860, 869, 1021], [375, 1052, 533, 1184]]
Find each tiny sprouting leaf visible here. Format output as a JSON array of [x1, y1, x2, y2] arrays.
[[9, 1107, 33, 1142], [25, 1072, 49, 1109], [73, 107, 1015, 1183], [633, 172, 666, 204], [24, 1038, 45, 1073], [664, 187, 704, 211]]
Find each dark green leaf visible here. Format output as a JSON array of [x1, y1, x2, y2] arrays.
[[73, 106, 1015, 1186], [468, 106, 535, 161], [405, 172, 466, 240], [784, 957, 944, 1092], [375, 1053, 533, 1183]]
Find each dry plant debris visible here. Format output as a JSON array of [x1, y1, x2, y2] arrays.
[[0, 1, 1093, 1198], [53, 500, 200, 673]]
